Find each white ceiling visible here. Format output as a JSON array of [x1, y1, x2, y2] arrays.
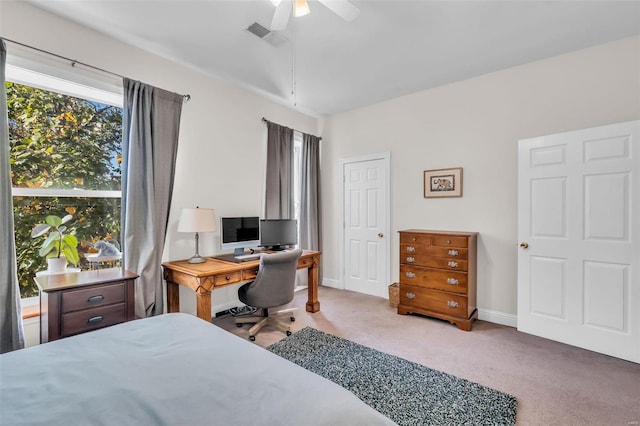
[[28, 0, 640, 117]]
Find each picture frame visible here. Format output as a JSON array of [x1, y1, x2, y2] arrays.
[[424, 167, 463, 198]]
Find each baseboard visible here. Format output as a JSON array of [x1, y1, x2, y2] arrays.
[[321, 278, 343, 289], [478, 308, 517, 328]]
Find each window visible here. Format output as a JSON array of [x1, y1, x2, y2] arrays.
[[7, 65, 123, 298]]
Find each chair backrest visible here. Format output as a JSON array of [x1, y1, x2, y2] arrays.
[[242, 249, 303, 308]]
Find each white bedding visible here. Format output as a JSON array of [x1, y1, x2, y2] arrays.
[[0, 313, 395, 425]]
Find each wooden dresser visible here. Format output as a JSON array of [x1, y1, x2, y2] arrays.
[[35, 268, 138, 343], [397, 230, 478, 331]]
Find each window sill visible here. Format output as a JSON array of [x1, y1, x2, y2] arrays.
[[22, 305, 40, 320]]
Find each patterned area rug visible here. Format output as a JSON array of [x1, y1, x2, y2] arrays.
[[267, 327, 517, 426]]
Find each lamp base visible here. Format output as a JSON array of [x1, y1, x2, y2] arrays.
[[187, 255, 207, 264]]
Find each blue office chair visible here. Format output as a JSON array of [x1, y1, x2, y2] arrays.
[[235, 249, 303, 341]]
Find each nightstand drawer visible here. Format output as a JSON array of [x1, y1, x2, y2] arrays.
[[61, 282, 126, 313], [61, 303, 126, 337]]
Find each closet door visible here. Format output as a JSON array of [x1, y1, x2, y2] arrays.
[[518, 120, 639, 363]]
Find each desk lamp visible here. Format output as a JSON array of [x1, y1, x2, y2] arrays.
[[178, 207, 216, 263]]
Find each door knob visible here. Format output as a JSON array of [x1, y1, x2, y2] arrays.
[[520, 242, 529, 249], [378, 233, 384, 238]]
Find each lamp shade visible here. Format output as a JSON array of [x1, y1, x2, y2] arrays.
[[177, 208, 217, 233]]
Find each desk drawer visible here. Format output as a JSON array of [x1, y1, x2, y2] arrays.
[[214, 271, 242, 286], [298, 256, 314, 269], [242, 268, 259, 281], [61, 303, 125, 337], [61, 282, 126, 313]]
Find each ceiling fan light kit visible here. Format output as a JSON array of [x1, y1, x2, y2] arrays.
[[294, 0, 311, 17], [270, 0, 360, 30]]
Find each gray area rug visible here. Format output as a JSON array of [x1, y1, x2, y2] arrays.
[[267, 327, 517, 426]]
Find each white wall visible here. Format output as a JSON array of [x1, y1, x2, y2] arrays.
[[320, 36, 640, 324], [1, 2, 318, 318]]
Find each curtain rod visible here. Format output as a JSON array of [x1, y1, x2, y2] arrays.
[[261, 117, 322, 140], [2, 37, 191, 101]]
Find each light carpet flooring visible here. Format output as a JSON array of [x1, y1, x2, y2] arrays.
[[212, 286, 640, 426]]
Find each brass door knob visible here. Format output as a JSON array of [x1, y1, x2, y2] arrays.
[[520, 242, 529, 249]]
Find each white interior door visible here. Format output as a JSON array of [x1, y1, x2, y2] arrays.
[[518, 120, 639, 363], [341, 154, 390, 298]]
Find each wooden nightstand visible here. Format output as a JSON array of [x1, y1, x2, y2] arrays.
[[34, 268, 138, 343]]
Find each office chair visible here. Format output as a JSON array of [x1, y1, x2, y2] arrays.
[[235, 249, 303, 341]]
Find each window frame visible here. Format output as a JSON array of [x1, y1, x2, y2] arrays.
[[6, 61, 124, 305]]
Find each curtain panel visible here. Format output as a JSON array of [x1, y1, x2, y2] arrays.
[[299, 133, 322, 252], [122, 78, 182, 318], [264, 121, 294, 220], [0, 40, 25, 353]]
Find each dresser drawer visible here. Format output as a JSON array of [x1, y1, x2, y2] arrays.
[[431, 235, 468, 248], [399, 233, 430, 246], [401, 255, 468, 271], [399, 285, 468, 318], [401, 244, 468, 260], [400, 266, 468, 294], [61, 303, 126, 337], [61, 282, 126, 314], [214, 271, 242, 286]]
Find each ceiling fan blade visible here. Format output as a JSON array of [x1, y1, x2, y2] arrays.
[[271, 0, 292, 30], [318, 0, 360, 22]]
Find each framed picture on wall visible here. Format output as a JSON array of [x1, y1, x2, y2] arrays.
[[424, 167, 463, 198]]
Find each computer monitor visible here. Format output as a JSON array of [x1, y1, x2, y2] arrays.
[[260, 219, 298, 251], [220, 216, 260, 256]]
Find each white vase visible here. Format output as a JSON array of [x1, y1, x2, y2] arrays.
[[47, 256, 68, 273]]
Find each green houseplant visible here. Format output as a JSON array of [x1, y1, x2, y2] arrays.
[[31, 214, 80, 272]]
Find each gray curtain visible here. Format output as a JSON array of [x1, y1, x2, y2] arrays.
[[122, 78, 182, 318], [299, 133, 322, 252], [0, 40, 25, 353], [264, 121, 294, 219]]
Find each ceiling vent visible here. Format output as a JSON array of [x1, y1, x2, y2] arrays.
[[245, 22, 289, 48]]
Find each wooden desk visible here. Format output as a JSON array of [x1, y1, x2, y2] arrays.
[[162, 250, 321, 322]]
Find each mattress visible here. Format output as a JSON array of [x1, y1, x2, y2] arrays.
[[0, 313, 395, 425]]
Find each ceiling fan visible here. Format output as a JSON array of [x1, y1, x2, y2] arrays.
[[269, 0, 360, 31]]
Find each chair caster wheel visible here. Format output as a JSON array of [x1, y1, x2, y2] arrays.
[[249, 335, 256, 341], [286, 330, 292, 336], [290, 317, 295, 322]]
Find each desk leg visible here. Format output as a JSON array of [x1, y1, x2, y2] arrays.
[[306, 261, 320, 313], [195, 290, 212, 322], [167, 281, 180, 313]]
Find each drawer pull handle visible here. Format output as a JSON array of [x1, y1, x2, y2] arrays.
[[87, 316, 104, 325], [406, 246, 416, 252], [447, 301, 459, 308], [405, 272, 416, 278], [225, 276, 231, 281], [406, 292, 416, 300], [406, 256, 415, 263], [447, 278, 459, 285], [448, 261, 458, 268], [448, 249, 459, 256], [87, 295, 104, 303], [446, 240, 452, 244]]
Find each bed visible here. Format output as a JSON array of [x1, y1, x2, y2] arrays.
[[0, 313, 395, 425]]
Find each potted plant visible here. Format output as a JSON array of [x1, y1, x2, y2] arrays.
[[31, 214, 80, 273]]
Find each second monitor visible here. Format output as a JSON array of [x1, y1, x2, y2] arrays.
[[260, 219, 298, 251]]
